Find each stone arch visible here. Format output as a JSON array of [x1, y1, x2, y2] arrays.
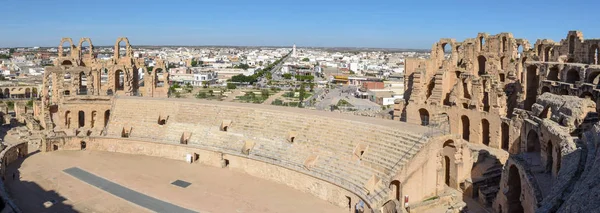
[[104, 110, 110, 127], [566, 69, 580, 84], [547, 66, 559, 81], [481, 119, 490, 146], [61, 60, 73, 66], [64, 90, 71, 96], [115, 70, 124, 91], [79, 71, 87, 95], [65, 110, 71, 128], [590, 44, 599, 65], [58, 37, 74, 57], [114, 37, 131, 59], [587, 70, 600, 84], [478, 55, 486, 75], [580, 92, 593, 100], [3, 88, 8, 98], [501, 123, 509, 151], [32, 87, 38, 98], [78, 111, 85, 128], [525, 65, 538, 110], [541, 86, 550, 94], [517, 44, 524, 58], [527, 130, 540, 153], [441, 42, 452, 58], [78, 38, 93, 58], [80, 141, 86, 150], [25, 88, 31, 98], [461, 115, 470, 142], [507, 165, 524, 213], [419, 108, 429, 126], [389, 180, 401, 201]]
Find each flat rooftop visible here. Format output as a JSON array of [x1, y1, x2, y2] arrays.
[[7, 150, 345, 213]]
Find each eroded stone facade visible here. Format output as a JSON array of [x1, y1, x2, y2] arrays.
[[397, 31, 600, 212]]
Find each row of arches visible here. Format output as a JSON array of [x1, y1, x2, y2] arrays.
[[418, 108, 510, 150], [0, 88, 38, 99], [58, 67, 166, 97], [64, 110, 110, 129], [58, 37, 131, 60]]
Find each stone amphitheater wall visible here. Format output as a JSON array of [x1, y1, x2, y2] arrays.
[[43, 136, 366, 212], [0, 142, 28, 213]]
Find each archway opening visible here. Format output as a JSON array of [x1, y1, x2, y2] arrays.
[[479, 36, 485, 51], [79, 71, 87, 95], [507, 165, 524, 213], [461, 115, 470, 142], [482, 119, 490, 146], [61, 40, 72, 57], [389, 180, 401, 201], [78, 111, 85, 128], [118, 40, 127, 58], [61, 60, 73, 66], [547, 67, 559, 81], [580, 92, 593, 100], [517, 45, 523, 58], [80, 40, 91, 57], [478, 55, 486, 75], [501, 123, 509, 151], [115, 70, 124, 90], [419, 108, 429, 126], [525, 65, 538, 110], [587, 71, 600, 84], [566, 69, 580, 84], [104, 110, 110, 127], [32, 88, 37, 98], [25, 88, 31, 98], [502, 37, 507, 52], [81, 141, 86, 150], [560, 89, 569, 95], [541, 86, 550, 94]]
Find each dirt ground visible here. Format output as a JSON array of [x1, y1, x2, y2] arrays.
[[6, 150, 345, 213]]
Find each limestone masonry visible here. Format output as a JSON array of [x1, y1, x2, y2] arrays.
[[1, 33, 599, 213]]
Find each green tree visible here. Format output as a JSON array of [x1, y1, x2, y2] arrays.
[[202, 81, 209, 88], [302, 58, 310, 62], [298, 84, 306, 107], [190, 60, 198, 67], [26, 99, 34, 108], [9, 49, 15, 54], [227, 83, 237, 89], [283, 73, 292, 79], [208, 90, 214, 96], [235, 64, 250, 70]]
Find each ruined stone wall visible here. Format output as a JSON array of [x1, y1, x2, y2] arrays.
[[493, 156, 542, 213], [0, 142, 28, 213]]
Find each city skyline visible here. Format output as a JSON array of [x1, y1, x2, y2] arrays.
[[1, 0, 599, 48]]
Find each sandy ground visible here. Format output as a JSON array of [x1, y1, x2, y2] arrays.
[[6, 150, 346, 213]]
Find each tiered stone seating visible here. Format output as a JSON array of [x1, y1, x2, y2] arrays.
[[106, 97, 434, 206]]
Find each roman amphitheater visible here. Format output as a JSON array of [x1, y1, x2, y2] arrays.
[[0, 31, 598, 213]]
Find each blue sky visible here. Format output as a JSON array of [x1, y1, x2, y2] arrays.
[[1, 0, 599, 49]]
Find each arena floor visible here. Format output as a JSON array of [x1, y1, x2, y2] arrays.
[[6, 150, 346, 213]]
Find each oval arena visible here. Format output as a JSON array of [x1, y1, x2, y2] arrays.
[[1, 32, 600, 213]]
